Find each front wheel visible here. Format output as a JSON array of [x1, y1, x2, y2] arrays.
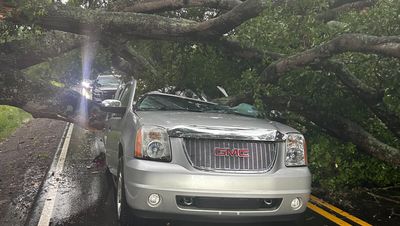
[[116, 156, 142, 226]]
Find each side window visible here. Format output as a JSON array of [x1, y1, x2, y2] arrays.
[[120, 85, 132, 107]]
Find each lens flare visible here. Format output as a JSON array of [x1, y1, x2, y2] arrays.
[[78, 38, 97, 126]]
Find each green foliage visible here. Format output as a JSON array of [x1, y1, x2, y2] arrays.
[[235, 0, 332, 55], [0, 105, 31, 141], [308, 133, 400, 191], [16, 0, 52, 22], [230, 0, 400, 190], [341, 0, 400, 35], [131, 40, 244, 98]]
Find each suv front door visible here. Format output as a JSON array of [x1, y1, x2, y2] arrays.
[[104, 84, 132, 175]]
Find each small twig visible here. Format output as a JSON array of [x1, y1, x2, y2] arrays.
[[370, 185, 400, 191], [366, 191, 400, 205]]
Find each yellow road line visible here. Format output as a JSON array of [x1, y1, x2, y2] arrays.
[[308, 202, 352, 226], [310, 195, 372, 226]]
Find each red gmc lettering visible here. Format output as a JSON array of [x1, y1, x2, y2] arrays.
[[215, 148, 227, 156], [214, 148, 250, 158]]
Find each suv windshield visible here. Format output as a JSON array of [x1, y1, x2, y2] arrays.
[[136, 94, 229, 113]]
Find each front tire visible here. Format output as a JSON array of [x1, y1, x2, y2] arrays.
[[117, 156, 141, 226]]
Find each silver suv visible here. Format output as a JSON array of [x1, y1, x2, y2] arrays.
[[102, 81, 311, 225]]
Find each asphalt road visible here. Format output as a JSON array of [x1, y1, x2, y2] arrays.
[[25, 125, 354, 226]]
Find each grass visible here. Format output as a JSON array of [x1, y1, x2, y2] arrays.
[[0, 105, 32, 141]]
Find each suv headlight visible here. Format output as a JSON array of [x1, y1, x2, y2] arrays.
[[134, 126, 171, 162], [285, 133, 307, 167]]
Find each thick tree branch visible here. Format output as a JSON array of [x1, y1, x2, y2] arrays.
[[262, 34, 400, 83], [323, 61, 382, 101], [107, 41, 159, 80], [100, 34, 159, 79], [0, 68, 105, 130], [317, 0, 376, 22], [33, 6, 195, 40], [10, 1, 266, 41], [112, 0, 243, 13], [194, 0, 267, 37], [261, 95, 400, 166], [323, 60, 400, 139], [216, 39, 284, 61], [0, 31, 82, 70]]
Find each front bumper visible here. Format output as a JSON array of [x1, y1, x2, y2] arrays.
[[123, 158, 311, 222]]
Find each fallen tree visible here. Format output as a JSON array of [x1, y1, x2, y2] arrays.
[[1, 0, 399, 167]]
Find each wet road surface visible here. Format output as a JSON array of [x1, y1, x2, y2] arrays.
[[26, 125, 358, 226]]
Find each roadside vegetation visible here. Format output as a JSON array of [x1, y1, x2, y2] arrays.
[[0, 106, 31, 141]]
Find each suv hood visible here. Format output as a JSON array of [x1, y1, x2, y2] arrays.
[[135, 111, 298, 141]]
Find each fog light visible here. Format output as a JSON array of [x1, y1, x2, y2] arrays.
[[291, 197, 302, 210], [148, 193, 161, 207], [263, 199, 273, 206], [183, 197, 194, 206]]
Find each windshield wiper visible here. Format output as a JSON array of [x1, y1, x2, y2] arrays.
[[138, 106, 203, 112]]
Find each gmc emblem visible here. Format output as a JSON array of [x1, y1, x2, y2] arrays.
[[214, 147, 250, 158]]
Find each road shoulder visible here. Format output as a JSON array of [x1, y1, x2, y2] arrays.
[[0, 118, 66, 226]]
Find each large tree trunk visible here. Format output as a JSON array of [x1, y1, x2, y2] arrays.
[[110, 0, 243, 13], [0, 68, 105, 130], [10, 0, 266, 41], [0, 32, 82, 70]]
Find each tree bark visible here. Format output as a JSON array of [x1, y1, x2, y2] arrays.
[[111, 0, 243, 13], [0, 68, 106, 130], [216, 39, 284, 61], [317, 0, 376, 22], [0, 31, 82, 70], [262, 34, 400, 83], [108, 41, 159, 80], [12, 1, 266, 41]]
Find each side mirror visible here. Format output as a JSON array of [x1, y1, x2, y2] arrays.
[[100, 99, 126, 114]]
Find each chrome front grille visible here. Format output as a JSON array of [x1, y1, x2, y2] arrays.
[[183, 138, 278, 172]]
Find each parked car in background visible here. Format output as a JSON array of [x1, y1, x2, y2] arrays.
[[101, 81, 311, 226], [92, 74, 122, 102]]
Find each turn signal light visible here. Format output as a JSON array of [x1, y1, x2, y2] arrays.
[[134, 128, 143, 158]]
